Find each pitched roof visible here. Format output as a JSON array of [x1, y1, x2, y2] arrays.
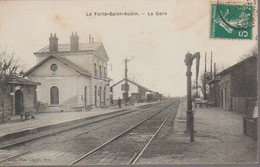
[[24, 55, 91, 77], [110, 79, 125, 88], [8, 77, 41, 86], [35, 43, 102, 53], [110, 78, 153, 92], [217, 55, 257, 76], [207, 77, 220, 85], [127, 79, 153, 92]]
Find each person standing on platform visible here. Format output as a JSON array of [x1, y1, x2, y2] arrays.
[[117, 97, 122, 108]]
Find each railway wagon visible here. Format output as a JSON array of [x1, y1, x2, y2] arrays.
[[147, 92, 163, 102]]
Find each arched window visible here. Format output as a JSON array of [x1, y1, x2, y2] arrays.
[[99, 86, 102, 107], [94, 86, 97, 107], [103, 87, 106, 106], [84, 86, 87, 107], [50, 86, 59, 105]]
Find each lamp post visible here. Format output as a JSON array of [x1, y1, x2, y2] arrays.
[[184, 52, 200, 142]]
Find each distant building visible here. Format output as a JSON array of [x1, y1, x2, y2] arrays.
[[0, 78, 40, 116], [217, 55, 257, 111], [110, 78, 153, 103], [147, 92, 163, 102], [25, 33, 110, 111], [207, 77, 220, 107]]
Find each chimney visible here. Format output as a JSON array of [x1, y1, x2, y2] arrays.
[[49, 33, 58, 52], [70, 31, 79, 51]]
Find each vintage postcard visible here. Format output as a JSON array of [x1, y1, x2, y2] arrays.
[[0, 0, 258, 166]]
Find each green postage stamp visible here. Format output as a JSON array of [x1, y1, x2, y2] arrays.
[[211, 2, 255, 40]]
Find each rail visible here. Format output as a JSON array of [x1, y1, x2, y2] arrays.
[[68, 101, 177, 165], [0, 102, 163, 164]]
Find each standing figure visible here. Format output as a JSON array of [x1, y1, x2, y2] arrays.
[[117, 97, 122, 108]]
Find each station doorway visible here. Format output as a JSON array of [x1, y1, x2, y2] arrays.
[[15, 90, 24, 115]]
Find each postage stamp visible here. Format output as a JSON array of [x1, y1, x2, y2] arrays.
[[210, 2, 255, 40]]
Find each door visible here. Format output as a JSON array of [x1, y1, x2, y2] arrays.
[[84, 86, 87, 108], [223, 88, 226, 109], [15, 90, 24, 115], [103, 87, 106, 107], [221, 89, 223, 108], [99, 87, 102, 107]]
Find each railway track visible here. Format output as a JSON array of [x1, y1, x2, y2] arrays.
[[0, 102, 163, 150], [0, 101, 165, 165], [69, 100, 179, 165]]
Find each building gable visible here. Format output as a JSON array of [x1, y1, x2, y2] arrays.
[[26, 57, 78, 77], [110, 79, 153, 92], [25, 56, 91, 77], [93, 44, 109, 61]]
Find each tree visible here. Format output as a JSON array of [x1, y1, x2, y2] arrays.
[[200, 71, 212, 100], [240, 45, 257, 60], [0, 49, 23, 122]]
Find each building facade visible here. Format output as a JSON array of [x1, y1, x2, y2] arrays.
[[25, 33, 110, 111], [207, 77, 220, 107], [218, 55, 257, 111], [110, 78, 153, 104], [0, 78, 40, 116]]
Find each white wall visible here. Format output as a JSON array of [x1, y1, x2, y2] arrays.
[[36, 52, 91, 72], [77, 76, 90, 107], [32, 47, 109, 109], [112, 81, 139, 100], [28, 57, 80, 109], [92, 78, 110, 107]]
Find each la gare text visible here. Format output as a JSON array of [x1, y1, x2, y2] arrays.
[[86, 12, 167, 16]]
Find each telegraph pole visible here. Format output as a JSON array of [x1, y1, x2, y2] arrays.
[[184, 52, 200, 142], [124, 58, 129, 102], [124, 57, 133, 102], [205, 52, 207, 75], [204, 52, 207, 100], [214, 62, 217, 77], [211, 51, 213, 78]]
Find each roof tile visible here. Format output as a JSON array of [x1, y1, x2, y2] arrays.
[[36, 43, 102, 53]]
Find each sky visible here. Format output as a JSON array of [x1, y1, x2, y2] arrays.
[[0, 0, 258, 97]]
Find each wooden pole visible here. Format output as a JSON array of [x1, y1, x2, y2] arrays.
[[211, 51, 213, 78], [124, 58, 128, 102]]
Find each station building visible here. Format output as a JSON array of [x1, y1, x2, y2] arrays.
[[25, 33, 110, 111], [217, 55, 257, 111], [207, 55, 257, 111], [110, 78, 153, 104], [0, 77, 40, 116]]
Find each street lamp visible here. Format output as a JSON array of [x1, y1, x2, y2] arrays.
[[184, 52, 200, 142]]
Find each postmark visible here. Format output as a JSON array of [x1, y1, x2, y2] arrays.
[[210, 1, 255, 40]]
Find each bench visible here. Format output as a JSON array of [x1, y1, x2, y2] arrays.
[[76, 104, 94, 112], [86, 104, 94, 111], [20, 110, 36, 120]]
